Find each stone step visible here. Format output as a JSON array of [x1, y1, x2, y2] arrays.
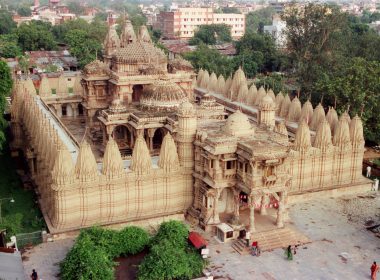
[[250, 227, 310, 252], [231, 239, 250, 255]]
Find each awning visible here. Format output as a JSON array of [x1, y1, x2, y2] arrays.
[[188, 232, 208, 249]]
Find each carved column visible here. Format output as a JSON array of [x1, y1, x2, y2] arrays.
[[231, 188, 240, 225], [147, 128, 155, 152], [260, 194, 268, 215], [213, 188, 221, 224], [276, 191, 285, 228], [248, 194, 256, 233]]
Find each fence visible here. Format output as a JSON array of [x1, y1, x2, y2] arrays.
[[15, 231, 42, 249]]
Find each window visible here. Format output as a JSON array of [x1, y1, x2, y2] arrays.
[[68, 78, 71, 81], [51, 89, 56, 95], [210, 160, 214, 169], [226, 161, 233, 169], [226, 231, 233, 238]]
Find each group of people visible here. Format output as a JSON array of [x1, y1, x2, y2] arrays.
[[284, 244, 298, 261]]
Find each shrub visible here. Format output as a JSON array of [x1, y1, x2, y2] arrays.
[[151, 220, 189, 248], [138, 239, 204, 280], [117, 226, 150, 256], [80, 227, 120, 258], [60, 233, 115, 280]]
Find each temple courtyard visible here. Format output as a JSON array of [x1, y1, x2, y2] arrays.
[[21, 192, 380, 280]]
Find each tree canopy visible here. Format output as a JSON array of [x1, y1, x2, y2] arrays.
[[245, 7, 275, 33], [0, 9, 17, 34], [189, 24, 232, 45], [0, 61, 13, 150], [16, 20, 57, 51]]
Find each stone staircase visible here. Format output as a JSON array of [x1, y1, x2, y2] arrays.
[[232, 227, 310, 255], [231, 239, 250, 255]]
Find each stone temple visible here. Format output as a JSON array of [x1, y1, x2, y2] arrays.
[[10, 19, 371, 237]]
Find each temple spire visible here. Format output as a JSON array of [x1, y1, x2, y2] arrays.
[[333, 116, 351, 147], [130, 135, 152, 175], [75, 141, 98, 182], [102, 137, 124, 179], [287, 96, 302, 122], [293, 120, 311, 152], [313, 118, 332, 151], [51, 146, 75, 189], [158, 133, 180, 172]]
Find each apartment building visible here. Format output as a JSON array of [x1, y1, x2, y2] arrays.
[[154, 7, 245, 40]]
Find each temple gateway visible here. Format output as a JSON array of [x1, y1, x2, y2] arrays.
[[10, 19, 371, 237]]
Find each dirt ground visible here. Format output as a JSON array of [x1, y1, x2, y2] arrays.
[[114, 250, 147, 280]]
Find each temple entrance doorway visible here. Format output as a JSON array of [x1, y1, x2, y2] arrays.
[[113, 125, 133, 156], [152, 129, 164, 150], [78, 104, 84, 116], [132, 85, 143, 103]]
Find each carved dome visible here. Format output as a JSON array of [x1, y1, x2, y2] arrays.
[[178, 100, 195, 116], [200, 94, 216, 107], [223, 110, 254, 137], [113, 41, 167, 64], [259, 94, 275, 110], [109, 98, 127, 113], [83, 60, 109, 75], [141, 80, 188, 110]]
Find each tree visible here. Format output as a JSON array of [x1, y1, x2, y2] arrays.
[[151, 220, 189, 248], [0, 34, 22, 58], [138, 239, 204, 280], [17, 5, 32, 17], [215, 7, 241, 14], [60, 233, 115, 280], [315, 58, 380, 144], [245, 7, 275, 33], [183, 44, 235, 77], [0, 9, 17, 34], [235, 31, 284, 73], [16, 20, 57, 51], [64, 29, 102, 68], [66, 1, 85, 15], [189, 24, 232, 45], [282, 4, 347, 94], [0, 61, 13, 149]]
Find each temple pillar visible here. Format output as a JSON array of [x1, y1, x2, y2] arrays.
[[72, 103, 79, 117], [230, 188, 240, 225], [276, 191, 286, 228], [147, 128, 155, 152], [260, 194, 268, 215], [214, 158, 222, 180], [213, 188, 221, 224], [248, 194, 256, 233], [54, 104, 62, 117]]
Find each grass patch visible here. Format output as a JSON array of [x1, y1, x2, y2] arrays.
[[0, 146, 45, 237]]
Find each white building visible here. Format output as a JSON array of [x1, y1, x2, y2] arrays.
[[264, 14, 286, 47]]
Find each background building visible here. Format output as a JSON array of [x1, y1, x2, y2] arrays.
[[154, 7, 245, 40]]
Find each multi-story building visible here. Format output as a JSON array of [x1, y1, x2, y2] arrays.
[[154, 7, 245, 40], [264, 14, 286, 47]]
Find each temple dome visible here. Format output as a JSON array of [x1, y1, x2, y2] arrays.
[[259, 94, 275, 110], [83, 60, 109, 75], [113, 41, 167, 64], [109, 98, 127, 113], [178, 100, 195, 116], [223, 110, 253, 137], [141, 80, 188, 110]]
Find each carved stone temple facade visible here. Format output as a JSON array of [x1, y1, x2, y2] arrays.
[[9, 19, 370, 235]]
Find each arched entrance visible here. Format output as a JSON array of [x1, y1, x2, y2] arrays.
[[113, 125, 133, 156], [78, 104, 84, 116], [153, 129, 164, 150], [132, 85, 143, 102], [218, 188, 234, 214]]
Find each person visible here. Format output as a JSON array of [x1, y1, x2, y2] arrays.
[[367, 166, 371, 178], [371, 261, 379, 280], [31, 269, 38, 280], [245, 231, 251, 247], [285, 245, 293, 260]]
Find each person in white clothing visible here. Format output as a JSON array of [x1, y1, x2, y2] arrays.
[[366, 166, 371, 178]]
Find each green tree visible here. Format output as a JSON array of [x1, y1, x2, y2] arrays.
[[151, 220, 189, 248], [235, 31, 284, 73], [282, 3, 347, 94], [16, 20, 57, 51], [64, 29, 102, 68], [117, 226, 150, 255], [0, 34, 22, 58], [0, 61, 12, 149], [183, 44, 235, 77], [315, 58, 380, 144], [17, 5, 32, 16], [245, 7, 275, 33], [0, 9, 17, 34], [189, 24, 232, 45], [60, 233, 115, 280], [138, 239, 204, 280], [66, 1, 85, 15]]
